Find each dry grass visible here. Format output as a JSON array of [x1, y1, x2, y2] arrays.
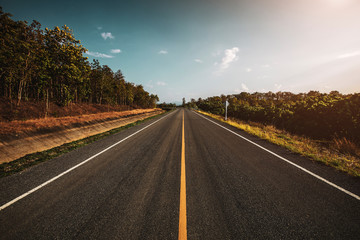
[[0, 98, 139, 121], [0, 112, 166, 177], [0, 109, 159, 138], [197, 110, 360, 177], [332, 137, 360, 157]]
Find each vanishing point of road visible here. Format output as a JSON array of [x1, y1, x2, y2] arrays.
[[0, 109, 359, 239]]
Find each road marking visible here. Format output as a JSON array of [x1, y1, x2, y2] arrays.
[[0, 110, 177, 211], [178, 110, 187, 240], [193, 111, 360, 201]]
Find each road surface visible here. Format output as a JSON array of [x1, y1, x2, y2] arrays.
[[0, 109, 359, 239]]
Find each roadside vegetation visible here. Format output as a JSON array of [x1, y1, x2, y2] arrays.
[[186, 91, 360, 177], [0, 112, 166, 178], [0, 7, 165, 172], [0, 7, 158, 118], [157, 102, 177, 111], [0, 108, 159, 140], [197, 110, 360, 177]]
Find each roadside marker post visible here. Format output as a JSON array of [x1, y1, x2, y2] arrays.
[[225, 100, 229, 121]]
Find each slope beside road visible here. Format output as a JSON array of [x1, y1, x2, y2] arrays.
[[0, 109, 162, 163], [0, 108, 359, 239]]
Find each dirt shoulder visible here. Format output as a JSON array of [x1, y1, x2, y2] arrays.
[[0, 109, 163, 163]]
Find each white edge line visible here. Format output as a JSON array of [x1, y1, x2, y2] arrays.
[[0, 110, 177, 211], [193, 111, 360, 201]]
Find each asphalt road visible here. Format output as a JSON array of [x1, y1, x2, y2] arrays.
[[0, 109, 359, 239]]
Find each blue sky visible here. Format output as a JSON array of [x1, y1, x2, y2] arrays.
[[2, 0, 360, 103]]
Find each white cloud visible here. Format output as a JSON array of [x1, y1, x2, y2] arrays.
[[246, 68, 252, 72], [262, 64, 271, 68], [241, 83, 249, 91], [97, 26, 103, 30], [337, 51, 360, 59], [86, 51, 114, 58], [194, 59, 203, 63], [111, 49, 122, 54], [158, 50, 168, 54], [219, 47, 239, 71], [157, 81, 167, 86], [101, 32, 114, 40]]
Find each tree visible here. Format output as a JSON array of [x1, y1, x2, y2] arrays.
[[150, 94, 159, 108], [0, 8, 159, 115], [43, 25, 89, 106], [114, 70, 126, 105], [195, 91, 360, 144]]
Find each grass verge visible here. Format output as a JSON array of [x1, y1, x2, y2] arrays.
[[196, 110, 360, 177], [0, 111, 167, 178]]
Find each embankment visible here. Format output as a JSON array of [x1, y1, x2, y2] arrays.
[[0, 109, 163, 163]]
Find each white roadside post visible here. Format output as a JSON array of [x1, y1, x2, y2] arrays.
[[225, 100, 229, 121]]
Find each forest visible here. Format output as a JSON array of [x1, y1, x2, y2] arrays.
[[0, 7, 159, 115], [188, 91, 360, 144]]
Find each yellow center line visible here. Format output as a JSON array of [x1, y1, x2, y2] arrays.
[[178, 110, 187, 240]]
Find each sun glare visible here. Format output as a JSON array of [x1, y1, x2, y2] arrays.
[[326, 0, 354, 6]]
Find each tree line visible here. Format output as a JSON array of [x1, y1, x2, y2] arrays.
[[188, 91, 360, 144], [157, 102, 177, 111], [0, 7, 158, 114]]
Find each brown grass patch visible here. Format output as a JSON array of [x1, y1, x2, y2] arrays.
[[332, 137, 360, 157], [0, 97, 140, 121], [0, 109, 158, 138], [197, 110, 360, 177], [0, 111, 166, 177]]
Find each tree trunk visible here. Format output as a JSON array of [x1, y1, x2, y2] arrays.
[[17, 79, 24, 106], [17, 51, 31, 106], [8, 72, 13, 100], [45, 88, 49, 118]]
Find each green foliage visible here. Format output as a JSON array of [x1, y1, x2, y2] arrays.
[[195, 91, 360, 144], [0, 8, 158, 110], [157, 102, 177, 110]]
